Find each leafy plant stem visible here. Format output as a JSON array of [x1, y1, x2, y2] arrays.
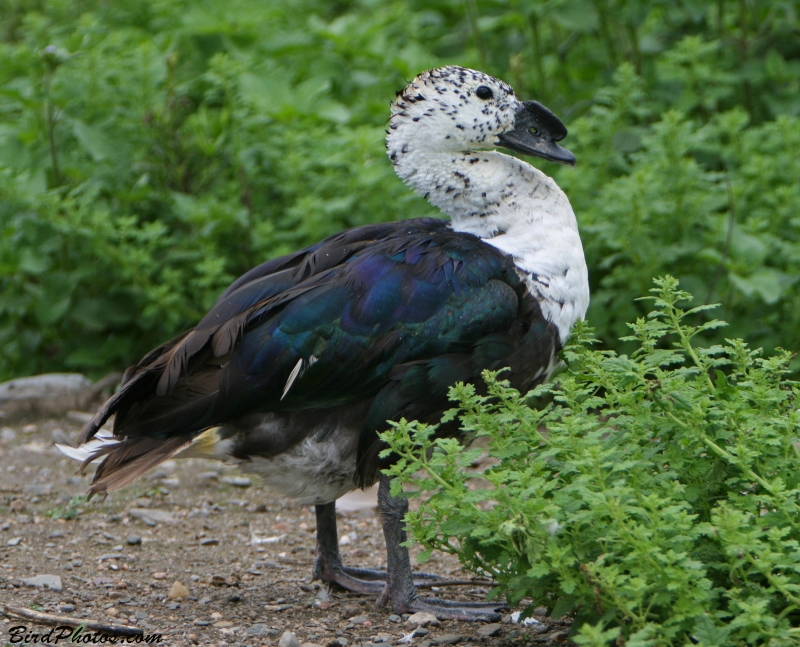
[[44, 70, 61, 187]]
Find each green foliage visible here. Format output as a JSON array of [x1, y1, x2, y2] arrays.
[[381, 277, 800, 646], [45, 494, 87, 520], [0, 0, 799, 378]]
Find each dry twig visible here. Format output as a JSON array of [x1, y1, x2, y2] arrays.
[[0, 604, 144, 637]]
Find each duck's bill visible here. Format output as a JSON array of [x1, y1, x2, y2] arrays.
[[496, 100, 576, 167]]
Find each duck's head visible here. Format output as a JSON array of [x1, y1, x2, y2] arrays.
[[387, 66, 575, 167]]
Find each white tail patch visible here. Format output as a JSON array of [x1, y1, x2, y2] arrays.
[[56, 428, 120, 464]]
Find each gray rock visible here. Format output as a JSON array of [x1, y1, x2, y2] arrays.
[[165, 601, 180, 610], [0, 373, 91, 402], [23, 484, 52, 495], [135, 610, 149, 620], [0, 428, 16, 443], [7, 536, 22, 546], [21, 574, 62, 591], [66, 410, 95, 425], [126, 534, 142, 545], [276, 625, 300, 647], [128, 508, 176, 525], [349, 614, 369, 624], [476, 624, 502, 638], [58, 604, 75, 613], [434, 635, 462, 645], [220, 476, 252, 487], [200, 538, 219, 546], [405, 612, 441, 627], [388, 614, 401, 623], [51, 428, 74, 447]]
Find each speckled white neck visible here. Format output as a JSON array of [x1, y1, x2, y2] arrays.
[[389, 144, 589, 343]]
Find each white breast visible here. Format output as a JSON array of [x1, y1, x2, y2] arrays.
[[398, 148, 590, 343]]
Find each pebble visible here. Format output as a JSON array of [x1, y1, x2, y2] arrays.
[[405, 612, 441, 627], [349, 614, 369, 624], [251, 625, 278, 640], [476, 624, 501, 638], [389, 615, 401, 623], [107, 607, 119, 617], [0, 428, 17, 443], [550, 631, 569, 643], [7, 536, 22, 546], [214, 621, 234, 628], [200, 538, 219, 546], [168, 580, 189, 599], [193, 619, 211, 626], [434, 636, 462, 645], [300, 643, 325, 647], [58, 604, 75, 613], [165, 601, 180, 610], [126, 534, 142, 545], [152, 572, 167, 579], [135, 611, 148, 620], [276, 625, 300, 647]]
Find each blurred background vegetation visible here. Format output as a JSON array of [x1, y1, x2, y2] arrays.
[[0, 0, 798, 381]]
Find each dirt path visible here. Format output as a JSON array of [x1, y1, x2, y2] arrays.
[[0, 415, 570, 646]]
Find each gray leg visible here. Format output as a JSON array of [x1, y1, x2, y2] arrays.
[[376, 474, 507, 621], [313, 502, 385, 593], [313, 501, 443, 594]]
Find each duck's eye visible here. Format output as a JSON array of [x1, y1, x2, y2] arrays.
[[529, 126, 540, 136], [475, 86, 493, 100]]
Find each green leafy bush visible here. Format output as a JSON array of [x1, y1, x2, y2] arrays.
[[381, 277, 800, 646], [0, 0, 799, 379]]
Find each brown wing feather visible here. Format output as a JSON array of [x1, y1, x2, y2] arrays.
[[87, 436, 191, 499]]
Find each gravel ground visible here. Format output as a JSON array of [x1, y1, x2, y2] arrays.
[[0, 413, 572, 647]]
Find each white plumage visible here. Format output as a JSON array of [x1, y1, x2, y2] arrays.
[[386, 67, 589, 344]]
